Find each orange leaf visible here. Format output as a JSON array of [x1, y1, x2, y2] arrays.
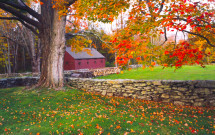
[[163, 63, 168, 67], [127, 121, 133, 124], [116, 125, 121, 129], [78, 132, 83, 135], [151, 62, 156, 66]]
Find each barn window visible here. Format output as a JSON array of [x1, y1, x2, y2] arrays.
[[87, 61, 89, 65], [65, 61, 69, 65], [78, 62, 81, 65], [71, 62, 73, 65], [101, 60, 103, 63], [94, 61, 96, 64]]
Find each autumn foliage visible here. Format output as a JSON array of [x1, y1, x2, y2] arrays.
[[104, 0, 215, 69]]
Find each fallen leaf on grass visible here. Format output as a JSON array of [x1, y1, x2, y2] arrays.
[[127, 121, 133, 124]]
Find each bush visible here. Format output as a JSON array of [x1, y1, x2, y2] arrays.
[[105, 61, 115, 67]]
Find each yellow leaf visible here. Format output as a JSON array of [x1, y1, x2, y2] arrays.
[[88, 40, 92, 44], [131, 129, 135, 132]]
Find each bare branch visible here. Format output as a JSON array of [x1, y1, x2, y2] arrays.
[[0, 17, 39, 36], [182, 30, 215, 47], [0, 3, 41, 29], [0, 1, 41, 21]]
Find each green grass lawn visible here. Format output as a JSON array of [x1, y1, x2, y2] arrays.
[[0, 87, 214, 134], [96, 65, 215, 80]]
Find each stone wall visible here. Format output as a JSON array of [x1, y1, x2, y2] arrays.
[[0, 77, 39, 88], [67, 78, 215, 107], [0, 77, 214, 107], [0, 72, 40, 78]]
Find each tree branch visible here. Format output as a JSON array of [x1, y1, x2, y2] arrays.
[[0, 17, 39, 36], [67, 0, 78, 6], [172, 17, 215, 28], [157, 0, 165, 14], [67, 20, 77, 28], [83, 31, 112, 45], [159, 27, 168, 46], [65, 33, 77, 40], [0, 3, 41, 29], [1, 35, 25, 47], [0, 0, 41, 21], [65, 31, 112, 45], [182, 30, 215, 47], [175, 30, 178, 47]]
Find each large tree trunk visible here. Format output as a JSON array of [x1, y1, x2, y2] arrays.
[[36, 3, 66, 89]]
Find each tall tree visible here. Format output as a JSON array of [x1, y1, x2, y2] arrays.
[[0, 0, 76, 89], [0, 0, 129, 89]]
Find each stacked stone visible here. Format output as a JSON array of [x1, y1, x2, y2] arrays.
[[68, 78, 215, 107], [0, 72, 40, 78], [0, 77, 39, 88], [0, 77, 214, 107]]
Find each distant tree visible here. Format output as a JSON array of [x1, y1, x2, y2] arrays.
[[0, 20, 41, 73]]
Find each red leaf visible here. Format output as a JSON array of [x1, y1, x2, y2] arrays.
[[197, 27, 201, 31], [205, 25, 211, 29], [164, 51, 169, 55], [128, 16, 133, 19], [136, 57, 141, 61]]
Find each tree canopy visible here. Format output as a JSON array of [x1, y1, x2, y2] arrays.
[[105, 0, 215, 69]]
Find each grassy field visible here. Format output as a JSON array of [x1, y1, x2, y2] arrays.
[[96, 65, 215, 80], [0, 87, 214, 134]]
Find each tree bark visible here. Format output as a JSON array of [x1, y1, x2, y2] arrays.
[[36, 4, 66, 89]]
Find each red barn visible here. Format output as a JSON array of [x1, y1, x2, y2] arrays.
[[64, 47, 105, 70]]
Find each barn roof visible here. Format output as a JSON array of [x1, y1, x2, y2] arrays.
[[66, 47, 105, 59]]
